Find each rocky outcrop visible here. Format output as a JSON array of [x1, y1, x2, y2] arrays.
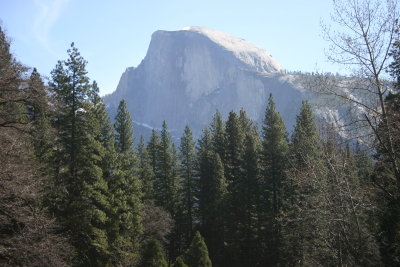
[[104, 27, 313, 138]]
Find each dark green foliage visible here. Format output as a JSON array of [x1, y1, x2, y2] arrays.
[[147, 129, 161, 174], [238, 128, 262, 267], [259, 94, 289, 265], [291, 101, 320, 167], [140, 240, 168, 267], [261, 95, 289, 214], [50, 43, 112, 266], [153, 121, 179, 213], [114, 99, 134, 153], [209, 110, 226, 163], [224, 111, 244, 185], [185, 231, 212, 267], [221, 111, 246, 265], [179, 126, 198, 244], [91, 81, 117, 182], [198, 128, 227, 265], [28, 68, 55, 173], [282, 100, 322, 265], [109, 99, 143, 265], [138, 136, 155, 200], [148, 121, 182, 261], [173, 256, 189, 267]]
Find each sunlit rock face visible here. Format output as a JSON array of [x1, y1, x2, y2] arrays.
[[104, 26, 310, 138]]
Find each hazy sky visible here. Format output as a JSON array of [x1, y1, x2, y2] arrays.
[[0, 0, 343, 95]]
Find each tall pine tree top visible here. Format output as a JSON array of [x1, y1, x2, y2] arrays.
[[262, 94, 289, 154], [114, 99, 134, 153], [148, 129, 161, 175], [185, 231, 212, 267], [210, 110, 226, 162], [291, 101, 320, 168], [51, 43, 91, 111]]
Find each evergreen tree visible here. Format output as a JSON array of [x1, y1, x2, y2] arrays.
[[151, 121, 181, 261], [291, 101, 320, 168], [179, 125, 197, 244], [27, 68, 55, 173], [185, 231, 212, 267], [50, 43, 111, 266], [209, 110, 226, 163], [198, 128, 227, 266], [173, 256, 189, 267], [147, 129, 161, 181], [223, 111, 246, 266], [224, 111, 245, 185], [238, 108, 253, 133], [114, 99, 134, 153], [110, 99, 143, 265], [90, 81, 117, 183], [140, 240, 168, 267], [238, 128, 261, 267], [153, 121, 179, 212], [259, 94, 289, 266], [284, 100, 322, 266], [138, 136, 155, 200]]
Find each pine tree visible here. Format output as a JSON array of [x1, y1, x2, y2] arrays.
[[173, 256, 189, 267], [110, 99, 143, 265], [238, 127, 261, 267], [198, 128, 227, 266], [185, 231, 212, 267], [147, 129, 161, 182], [138, 136, 155, 200], [224, 111, 245, 185], [209, 110, 226, 163], [179, 125, 197, 244], [223, 111, 246, 266], [26, 68, 48, 121], [284, 100, 322, 265], [50, 43, 111, 266], [151, 121, 182, 261], [90, 81, 117, 183], [291, 101, 320, 168], [153, 121, 179, 212], [140, 240, 168, 267], [259, 94, 289, 266], [27, 68, 55, 174], [114, 99, 134, 153]]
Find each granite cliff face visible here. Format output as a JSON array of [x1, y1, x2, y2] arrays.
[[104, 27, 313, 138]]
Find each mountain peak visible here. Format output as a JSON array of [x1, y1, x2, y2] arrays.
[[105, 26, 301, 138], [177, 26, 283, 73]]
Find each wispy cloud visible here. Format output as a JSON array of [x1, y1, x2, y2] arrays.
[[33, 0, 71, 56]]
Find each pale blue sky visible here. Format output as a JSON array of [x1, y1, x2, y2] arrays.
[[0, 0, 342, 95]]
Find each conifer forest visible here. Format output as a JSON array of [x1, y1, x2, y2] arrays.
[[1, 0, 400, 266]]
